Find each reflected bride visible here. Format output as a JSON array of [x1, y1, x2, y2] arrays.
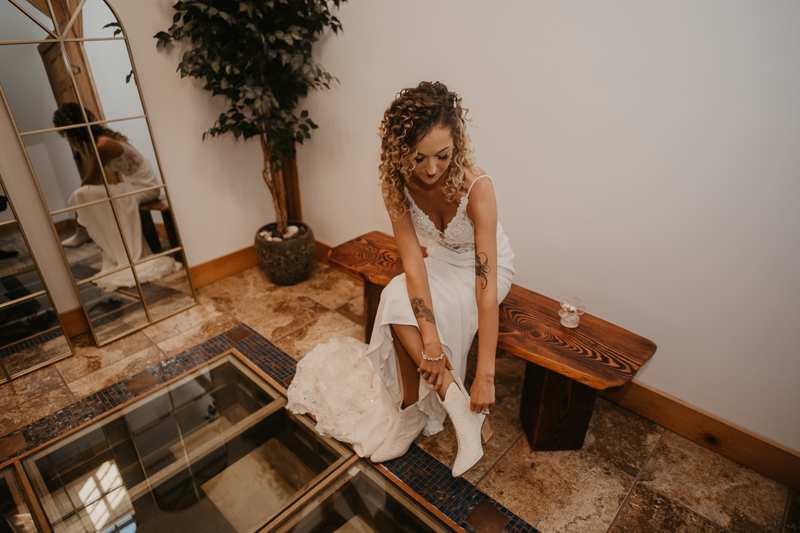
[[53, 103, 181, 291]]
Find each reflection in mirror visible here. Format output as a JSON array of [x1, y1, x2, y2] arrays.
[[65, 0, 123, 40], [72, 41, 143, 121], [1, 0, 197, 346], [0, 0, 53, 41], [78, 267, 148, 345], [1, 294, 71, 378], [55, 204, 128, 279], [9, 0, 57, 32], [56, 197, 182, 288], [0, 466, 37, 532], [0, 223, 46, 303], [97, 118, 164, 197], [0, 42, 84, 134], [22, 127, 109, 214], [140, 254, 193, 322], [0, 178, 73, 382], [52, 0, 83, 39]]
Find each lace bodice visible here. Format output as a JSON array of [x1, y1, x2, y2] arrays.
[[404, 175, 491, 253], [104, 141, 148, 176]]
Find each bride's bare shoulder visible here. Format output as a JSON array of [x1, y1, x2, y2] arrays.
[[462, 165, 488, 191]]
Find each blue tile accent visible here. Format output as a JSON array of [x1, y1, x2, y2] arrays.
[[0, 326, 65, 359], [0, 325, 287, 462], [383, 444, 539, 533], [0, 322, 537, 533], [232, 325, 297, 386]]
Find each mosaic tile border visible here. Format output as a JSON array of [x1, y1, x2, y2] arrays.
[[0, 324, 65, 359], [0, 324, 282, 464], [88, 283, 182, 329], [383, 444, 539, 533], [0, 324, 536, 533]]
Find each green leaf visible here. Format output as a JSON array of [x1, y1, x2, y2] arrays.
[[154, 0, 348, 207]]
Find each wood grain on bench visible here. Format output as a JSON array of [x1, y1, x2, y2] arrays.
[[329, 231, 657, 450], [328, 231, 656, 391]]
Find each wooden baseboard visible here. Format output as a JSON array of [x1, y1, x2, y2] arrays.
[[314, 239, 331, 265], [188, 240, 331, 289], [600, 381, 800, 492], [59, 306, 89, 338], [188, 245, 259, 289]]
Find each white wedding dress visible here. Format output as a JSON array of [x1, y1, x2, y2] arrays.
[[68, 140, 181, 292], [288, 175, 515, 457]]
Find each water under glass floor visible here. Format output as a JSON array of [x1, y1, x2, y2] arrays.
[[1, 353, 463, 533]]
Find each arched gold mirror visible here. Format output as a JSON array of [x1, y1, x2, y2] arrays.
[[0, 171, 73, 382], [0, 0, 197, 346]]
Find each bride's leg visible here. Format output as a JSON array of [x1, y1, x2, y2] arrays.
[[392, 325, 486, 477], [391, 326, 420, 408], [371, 324, 429, 463], [392, 324, 455, 400]]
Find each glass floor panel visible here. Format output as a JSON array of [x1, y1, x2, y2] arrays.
[[21, 355, 354, 533], [0, 466, 38, 532], [271, 461, 454, 533]]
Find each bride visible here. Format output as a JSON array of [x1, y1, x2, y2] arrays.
[[288, 81, 514, 477], [53, 103, 181, 292]]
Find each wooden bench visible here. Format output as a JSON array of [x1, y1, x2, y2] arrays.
[[139, 200, 181, 261], [328, 231, 657, 451]]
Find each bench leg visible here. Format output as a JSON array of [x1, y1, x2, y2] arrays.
[[519, 362, 597, 451], [364, 281, 383, 343], [139, 210, 162, 254], [161, 209, 183, 262]]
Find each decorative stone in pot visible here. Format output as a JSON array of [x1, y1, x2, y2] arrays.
[[254, 221, 315, 286]]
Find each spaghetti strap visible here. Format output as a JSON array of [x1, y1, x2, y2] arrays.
[[466, 174, 492, 197]]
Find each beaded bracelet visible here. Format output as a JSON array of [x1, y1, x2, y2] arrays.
[[421, 349, 445, 362]]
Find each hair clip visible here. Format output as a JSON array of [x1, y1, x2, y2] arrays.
[[453, 98, 457, 109]]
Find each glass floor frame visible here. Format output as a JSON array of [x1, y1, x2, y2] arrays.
[[0, 349, 467, 533]]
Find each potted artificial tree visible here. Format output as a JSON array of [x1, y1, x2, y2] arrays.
[[156, 0, 345, 285]]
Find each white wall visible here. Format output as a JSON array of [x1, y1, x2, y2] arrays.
[[1, 0, 797, 452], [112, 0, 273, 266], [295, 1, 800, 452]]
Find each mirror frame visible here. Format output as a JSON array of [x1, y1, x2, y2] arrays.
[[0, 0, 197, 347], [0, 170, 74, 382]]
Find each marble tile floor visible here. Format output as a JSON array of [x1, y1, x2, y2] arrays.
[[0, 261, 796, 533]]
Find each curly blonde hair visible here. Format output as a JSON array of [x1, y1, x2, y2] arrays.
[[379, 81, 475, 221]]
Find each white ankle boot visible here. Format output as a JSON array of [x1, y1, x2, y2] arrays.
[[61, 225, 90, 247], [440, 379, 490, 477], [370, 402, 428, 463]]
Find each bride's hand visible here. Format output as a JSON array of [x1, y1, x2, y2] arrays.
[[469, 374, 495, 414], [418, 351, 453, 393]]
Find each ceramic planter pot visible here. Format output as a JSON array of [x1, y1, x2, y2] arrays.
[[254, 221, 315, 286]]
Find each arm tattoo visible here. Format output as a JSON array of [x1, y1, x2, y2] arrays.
[[411, 297, 436, 324], [475, 252, 491, 289]]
